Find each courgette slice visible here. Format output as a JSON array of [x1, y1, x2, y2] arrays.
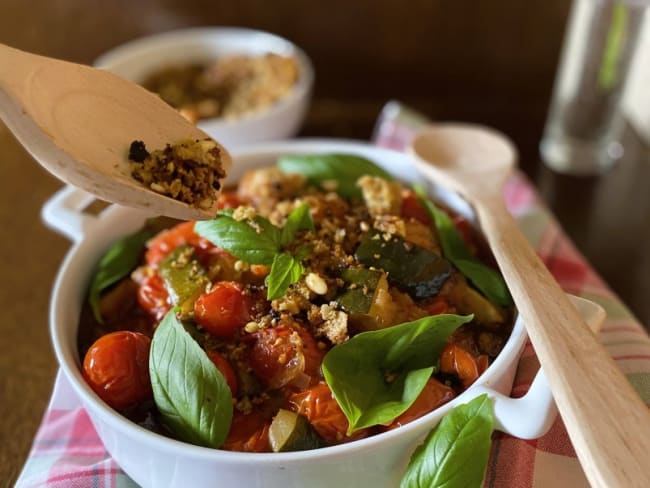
[[337, 267, 383, 314], [355, 232, 452, 299], [269, 409, 323, 452], [158, 244, 210, 317]]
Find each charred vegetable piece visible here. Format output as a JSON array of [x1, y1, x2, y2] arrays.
[[355, 232, 452, 299], [337, 268, 383, 314], [158, 245, 210, 317], [268, 409, 323, 452], [445, 274, 506, 326]]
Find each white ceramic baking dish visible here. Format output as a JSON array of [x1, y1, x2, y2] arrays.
[[42, 140, 605, 488]]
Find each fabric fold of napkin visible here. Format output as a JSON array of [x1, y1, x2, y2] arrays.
[[17, 102, 650, 488]]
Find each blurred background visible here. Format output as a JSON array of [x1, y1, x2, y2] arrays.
[[1, 1, 648, 486]]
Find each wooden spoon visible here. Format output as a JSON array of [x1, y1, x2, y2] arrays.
[[411, 123, 650, 488], [0, 43, 231, 221]]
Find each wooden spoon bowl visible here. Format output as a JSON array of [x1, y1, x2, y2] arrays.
[[0, 43, 231, 221]]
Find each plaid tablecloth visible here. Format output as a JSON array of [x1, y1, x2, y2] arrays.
[[16, 103, 650, 488]]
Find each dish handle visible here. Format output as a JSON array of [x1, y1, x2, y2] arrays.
[[41, 185, 99, 243], [476, 295, 605, 439]]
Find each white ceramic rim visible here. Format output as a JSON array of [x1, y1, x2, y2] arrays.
[[49, 139, 529, 465], [94, 26, 314, 130]]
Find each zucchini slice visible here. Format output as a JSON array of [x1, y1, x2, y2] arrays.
[[158, 244, 210, 317], [269, 409, 323, 452]]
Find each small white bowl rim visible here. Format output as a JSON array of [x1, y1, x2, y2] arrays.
[[50, 139, 527, 466], [94, 26, 314, 129]]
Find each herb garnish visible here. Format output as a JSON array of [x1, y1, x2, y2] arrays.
[[195, 203, 314, 300], [414, 185, 513, 306], [322, 314, 472, 432], [400, 394, 494, 488], [149, 310, 233, 448], [278, 154, 392, 199], [88, 228, 152, 323]]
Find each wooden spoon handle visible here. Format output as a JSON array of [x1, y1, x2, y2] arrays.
[[476, 195, 650, 488]]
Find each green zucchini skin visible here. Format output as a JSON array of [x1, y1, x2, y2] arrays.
[[355, 232, 452, 299]]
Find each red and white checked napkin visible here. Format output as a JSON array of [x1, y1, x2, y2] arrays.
[[16, 102, 650, 488]]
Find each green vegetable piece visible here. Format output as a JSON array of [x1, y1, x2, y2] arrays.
[[414, 185, 513, 307], [322, 314, 472, 432], [195, 215, 281, 266], [400, 394, 494, 488], [337, 267, 383, 314], [158, 245, 210, 316], [269, 409, 323, 452], [149, 310, 233, 448], [355, 232, 452, 299], [278, 153, 392, 199], [88, 228, 152, 323], [266, 252, 305, 300]]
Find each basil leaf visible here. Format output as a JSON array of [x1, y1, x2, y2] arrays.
[[278, 154, 392, 199], [414, 186, 512, 306], [322, 314, 472, 432], [266, 252, 305, 300], [88, 228, 151, 323], [401, 394, 494, 488], [195, 215, 281, 265], [149, 310, 233, 448], [281, 203, 314, 247]]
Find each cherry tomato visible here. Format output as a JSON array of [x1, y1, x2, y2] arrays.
[[82, 331, 152, 410], [216, 191, 242, 210], [137, 273, 171, 321], [145, 221, 216, 267], [223, 411, 271, 452], [249, 325, 306, 389], [388, 378, 456, 429], [294, 326, 324, 379], [206, 350, 238, 396], [194, 282, 253, 338], [440, 344, 486, 389], [401, 192, 431, 225], [289, 382, 368, 444]]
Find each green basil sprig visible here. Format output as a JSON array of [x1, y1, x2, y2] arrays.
[[88, 228, 152, 323], [149, 310, 233, 448], [322, 314, 472, 433], [195, 203, 314, 300], [278, 154, 392, 199], [400, 394, 494, 488], [414, 185, 513, 306]]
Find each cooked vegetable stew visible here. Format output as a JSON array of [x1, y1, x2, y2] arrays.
[[78, 154, 513, 452]]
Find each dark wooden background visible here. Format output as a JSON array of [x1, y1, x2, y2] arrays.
[[1, 1, 648, 486]]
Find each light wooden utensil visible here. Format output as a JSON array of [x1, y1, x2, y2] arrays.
[[411, 123, 650, 488], [0, 43, 231, 221]]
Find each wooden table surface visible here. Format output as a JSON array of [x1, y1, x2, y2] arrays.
[[1, 1, 648, 486]]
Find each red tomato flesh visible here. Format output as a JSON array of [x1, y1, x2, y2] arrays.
[[194, 282, 253, 339]]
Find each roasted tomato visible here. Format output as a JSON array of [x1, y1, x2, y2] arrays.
[[289, 382, 367, 444], [223, 411, 271, 452], [401, 191, 431, 225], [82, 331, 152, 410], [440, 344, 489, 389], [145, 221, 217, 267], [387, 378, 456, 429], [206, 350, 238, 396], [194, 282, 253, 338], [136, 272, 171, 321], [216, 191, 242, 210], [249, 325, 317, 389], [421, 295, 455, 316]]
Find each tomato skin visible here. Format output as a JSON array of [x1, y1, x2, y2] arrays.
[[249, 325, 303, 389], [440, 344, 488, 389], [401, 192, 431, 225], [206, 350, 238, 396], [387, 378, 456, 429], [194, 282, 253, 338], [289, 382, 367, 443], [137, 273, 171, 321], [145, 221, 216, 267], [223, 411, 271, 452], [422, 295, 455, 316], [82, 331, 152, 410], [216, 191, 242, 210]]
